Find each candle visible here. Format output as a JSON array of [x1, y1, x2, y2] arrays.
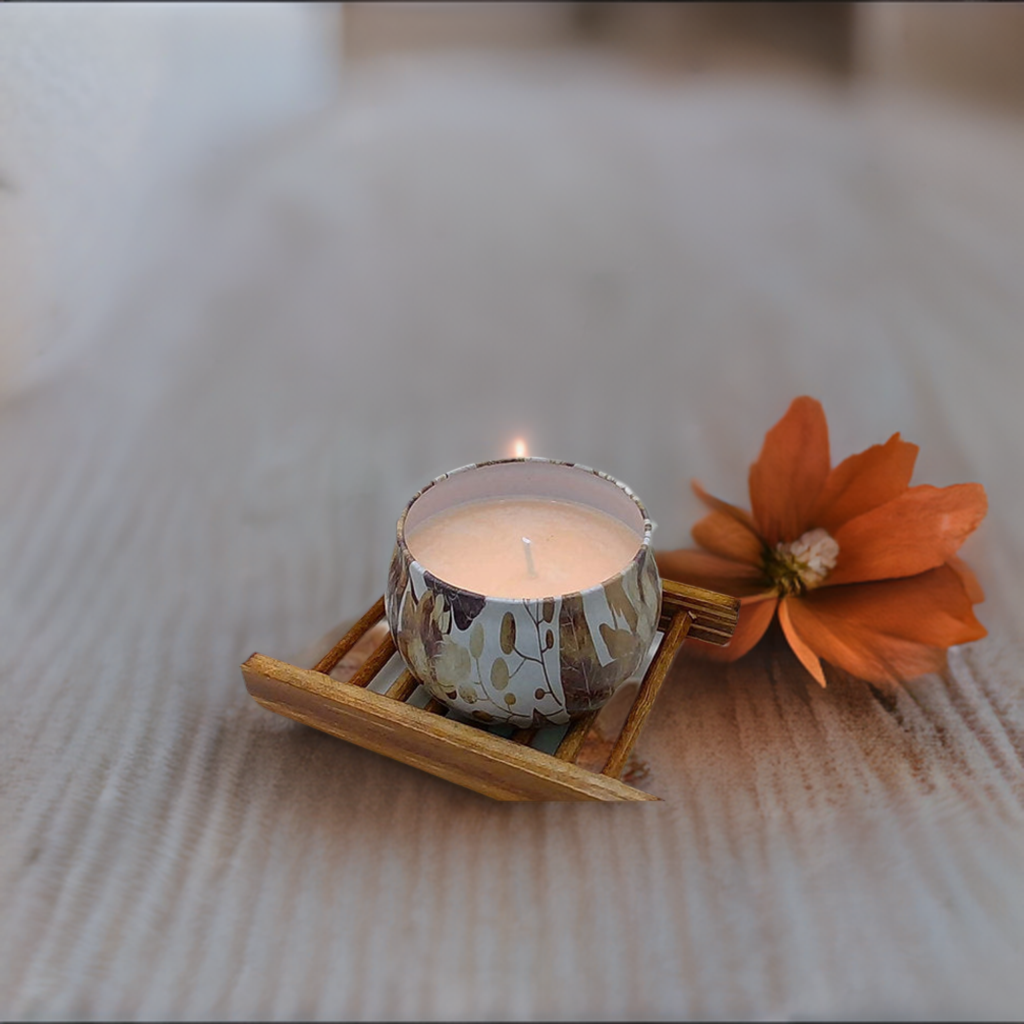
[[406, 496, 642, 599], [386, 458, 662, 727]]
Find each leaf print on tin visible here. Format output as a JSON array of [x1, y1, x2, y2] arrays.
[[490, 657, 510, 690], [402, 635, 433, 688], [433, 638, 471, 687], [399, 585, 443, 675], [469, 622, 485, 660], [558, 594, 616, 714], [499, 612, 517, 655], [386, 547, 409, 633], [427, 574, 487, 631], [622, 564, 650, 633], [604, 576, 639, 631], [431, 594, 451, 635], [639, 554, 660, 614], [541, 597, 556, 623], [401, 582, 432, 639], [395, 580, 474, 698], [599, 621, 641, 661]]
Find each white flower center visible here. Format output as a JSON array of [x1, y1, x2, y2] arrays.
[[774, 528, 839, 590]]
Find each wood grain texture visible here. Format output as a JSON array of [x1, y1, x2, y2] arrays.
[[338, 633, 395, 689], [659, 579, 739, 645], [242, 653, 657, 801], [602, 611, 692, 778], [384, 668, 418, 702], [312, 596, 386, 674], [2, 55, 1024, 1020], [554, 711, 600, 761]]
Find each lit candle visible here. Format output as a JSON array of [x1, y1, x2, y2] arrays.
[[386, 456, 662, 727], [406, 496, 642, 600]]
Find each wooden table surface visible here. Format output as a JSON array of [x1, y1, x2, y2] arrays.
[[2, 57, 1023, 1019]]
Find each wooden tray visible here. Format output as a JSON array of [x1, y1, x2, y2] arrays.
[[241, 579, 738, 801]]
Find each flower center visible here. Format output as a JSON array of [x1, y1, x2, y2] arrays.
[[763, 528, 839, 596]]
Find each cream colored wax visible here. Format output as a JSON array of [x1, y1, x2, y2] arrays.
[[406, 497, 641, 599]]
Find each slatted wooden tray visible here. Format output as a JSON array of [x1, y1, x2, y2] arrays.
[[241, 579, 738, 801]]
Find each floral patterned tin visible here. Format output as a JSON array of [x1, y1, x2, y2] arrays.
[[385, 458, 662, 729]]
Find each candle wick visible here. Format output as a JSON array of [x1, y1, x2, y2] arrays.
[[522, 536, 538, 578]]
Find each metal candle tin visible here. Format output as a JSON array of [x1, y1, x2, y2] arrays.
[[385, 458, 662, 728]]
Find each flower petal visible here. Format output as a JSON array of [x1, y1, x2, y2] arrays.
[[691, 510, 764, 564], [812, 433, 919, 533], [828, 483, 988, 586], [778, 598, 827, 687], [656, 548, 769, 598], [748, 396, 831, 546], [947, 555, 985, 603], [784, 564, 987, 685], [692, 479, 758, 533], [697, 594, 778, 662]]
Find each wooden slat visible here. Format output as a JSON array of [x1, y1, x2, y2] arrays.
[[345, 633, 396, 689], [658, 579, 739, 645], [603, 611, 692, 779], [242, 654, 657, 802], [554, 710, 600, 762], [313, 596, 386, 674], [422, 697, 449, 715], [510, 728, 537, 746], [661, 578, 740, 613], [385, 669, 418, 702]]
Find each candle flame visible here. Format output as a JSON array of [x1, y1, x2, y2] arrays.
[[512, 438, 528, 459]]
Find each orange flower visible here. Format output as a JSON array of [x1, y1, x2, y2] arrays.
[[657, 397, 988, 686]]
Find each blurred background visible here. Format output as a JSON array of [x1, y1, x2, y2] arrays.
[[5, 1, 1024, 401], [5, 5, 1024, 1019], [344, 1, 1024, 104]]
